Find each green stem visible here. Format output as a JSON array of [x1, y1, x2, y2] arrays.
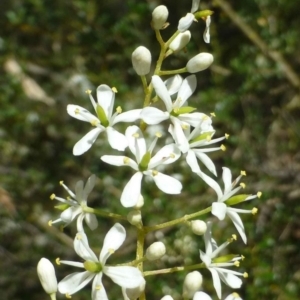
[[143, 263, 205, 276], [159, 67, 187, 76], [137, 227, 146, 300], [83, 207, 126, 221], [144, 206, 212, 233]]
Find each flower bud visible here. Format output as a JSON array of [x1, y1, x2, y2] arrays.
[[178, 13, 194, 32], [169, 31, 191, 53], [186, 53, 213, 73], [145, 241, 166, 261], [123, 277, 146, 300], [135, 194, 144, 208], [182, 271, 203, 298], [190, 220, 207, 235], [152, 5, 169, 30], [132, 46, 152, 76], [127, 210, 142, 226], [37, 258, 58, 295], [193, 291, 213, 300], [161, 296, 174, 300]]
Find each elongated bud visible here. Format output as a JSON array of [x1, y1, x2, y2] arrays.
[[186, 53, 213, 73], [146, 241, 166, 261], [190, 220, 207, 235], [37, 258, 58, 295], [182, 271, 203, 298], [132, 46, 152, 76], [152, 5, 169, 30], [169, 31, 191, 53]]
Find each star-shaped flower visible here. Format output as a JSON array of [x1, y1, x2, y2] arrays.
[[49, 175, 98, 232], [198, 167, 261, 243], [200, 222, 247, 299], [57, 223, 144, 300], [67, 85, 141, 155], [101, 125, 182, 207], [141, 75, 205, 153]]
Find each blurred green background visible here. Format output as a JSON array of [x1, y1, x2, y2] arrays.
[[1, 0, 300, 299]]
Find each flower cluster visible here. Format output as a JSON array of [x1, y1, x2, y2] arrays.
[[37, 1, 261, 300]]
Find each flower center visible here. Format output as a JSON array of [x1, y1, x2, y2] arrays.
[[84, 261, 102, 273]]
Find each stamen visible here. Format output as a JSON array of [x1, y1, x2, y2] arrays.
[[56, 258, 61, 265], [48, 220, 53, 227], [241, 170, 246, 176], [66, 293, 72, 299], [243, 272, 248, 278], [50, 194, 56, 200], [210, 112, 216, 117], [257, 191, 262, 198], [232, 293, 240, 298], [59, 181, 64, 185], [90, 119, 99, 127], [182, 124, 188, 130], [225, 133, 230, 139], [155, 132, 162, 138], [234, 261, 240, 267], [85, 89, 92, 94], [133, 133, 139, 138], [170, 153, 175, 159], [123, 157, 130, 164], [240, 182, 246, 189], [220, 144, 226, 151], [152, 170, 158, 176], [116, 106, 122, 114], [76, 233, 82, 240], [232, 234, 237, 240], [75, 108, 80, 114], [112, 87, 118, 93], [95, 285, 102, 290], [108, 248, 115, 254], [252, 207, 258, 215]]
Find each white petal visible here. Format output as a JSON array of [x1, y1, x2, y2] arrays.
[[85, 213, 98, 231], [179, 112, 208, 127], [73, 127, 103, 156], [164, 75, 183, 95], [106, 127, 128, 151], [227, 210, 247, 244], [126, 125, 146, 161], [74, 231, 98, 262], [171, 117, 189, 153], [174, 75, 196, 108], [101, 155, 138, 169], [186, 150, 201, 173], [104, 266, 144, 289], [121, 172, 143, 207], [211, 202, 227, 220], [193, 291, 213, 300], [203, 16, 211, 43], [113, 109, 142, 124], [100, 223, 126, 264], [60, 206, 81, 223], [178, 13, 195, 32], [149, 143, 181, 168], [97, 84, 115, 119], [75, 180, 84, 203], [222, 167, 232, 195], [67, 104, 97, 122], [197, 172, 223, 200], [83, 174, 96, 198], [209, 268, 222, 299], [191, 0, 200, 13], [219, 272, 242, 289], [140, 107, 169, 125], [92, 273, 108, 300], [193, 151, 217, 176], [152, 75, 173, 112], [58, 271, 95, 295], [200, 250, 211, 267], [151, 172, 182, 194]]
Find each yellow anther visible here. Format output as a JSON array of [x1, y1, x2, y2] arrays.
[[95, 285, 102, 290], [56, 258, 61, 265], [241, 170, 246, 176], [116, 106, 122, 114], [220, 144, 226, 151], [241, 255, 245, 260], [85, 89, 92, 94], [252, 207, 258, 215], [232, 292, 240, 298], [152, 170, 158, 176], [90, 119, 99, 127], [257, 191, 262, 198], [182, 124, 188, 130], [75, 108, 80, 114], [66, 293, 72, 299], [206, 136, 212, 142], [240, 182, 246, 189], [234, 261, 240, 267], [225, 133, 230, 139], [123, 157, 130, 164], [243, 272, 248, 278], [59, 181, 64, 185], [76, 233, 82, 240], [170, 153, 175, 159], [67, 196, 71, 200], [156, 132, 162, 138], [50, 193, 56, 200], [202, 115, 209, 120], [232, 234, 237, 240], [108, 248, 115, 254], [133, 133, 139, 138], [48, 220, 53, 227], [210, 112, 216, 117], [112, 87, 118, 93]]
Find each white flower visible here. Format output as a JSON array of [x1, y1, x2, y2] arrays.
[[169, 119, 226, 174], [193, 291, 213, 300], [101, 125, 182, 207], [198, 167, 260, 243], [57, 224, 144, 300], [37, 258, 58, 296], [224, 292, 243, 300], [67, 85, 141, 155], [199, 222, 246, 299], [49, 175, 98, 231], [141, 75, 203, 153], [191, 0, 201, 13]]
